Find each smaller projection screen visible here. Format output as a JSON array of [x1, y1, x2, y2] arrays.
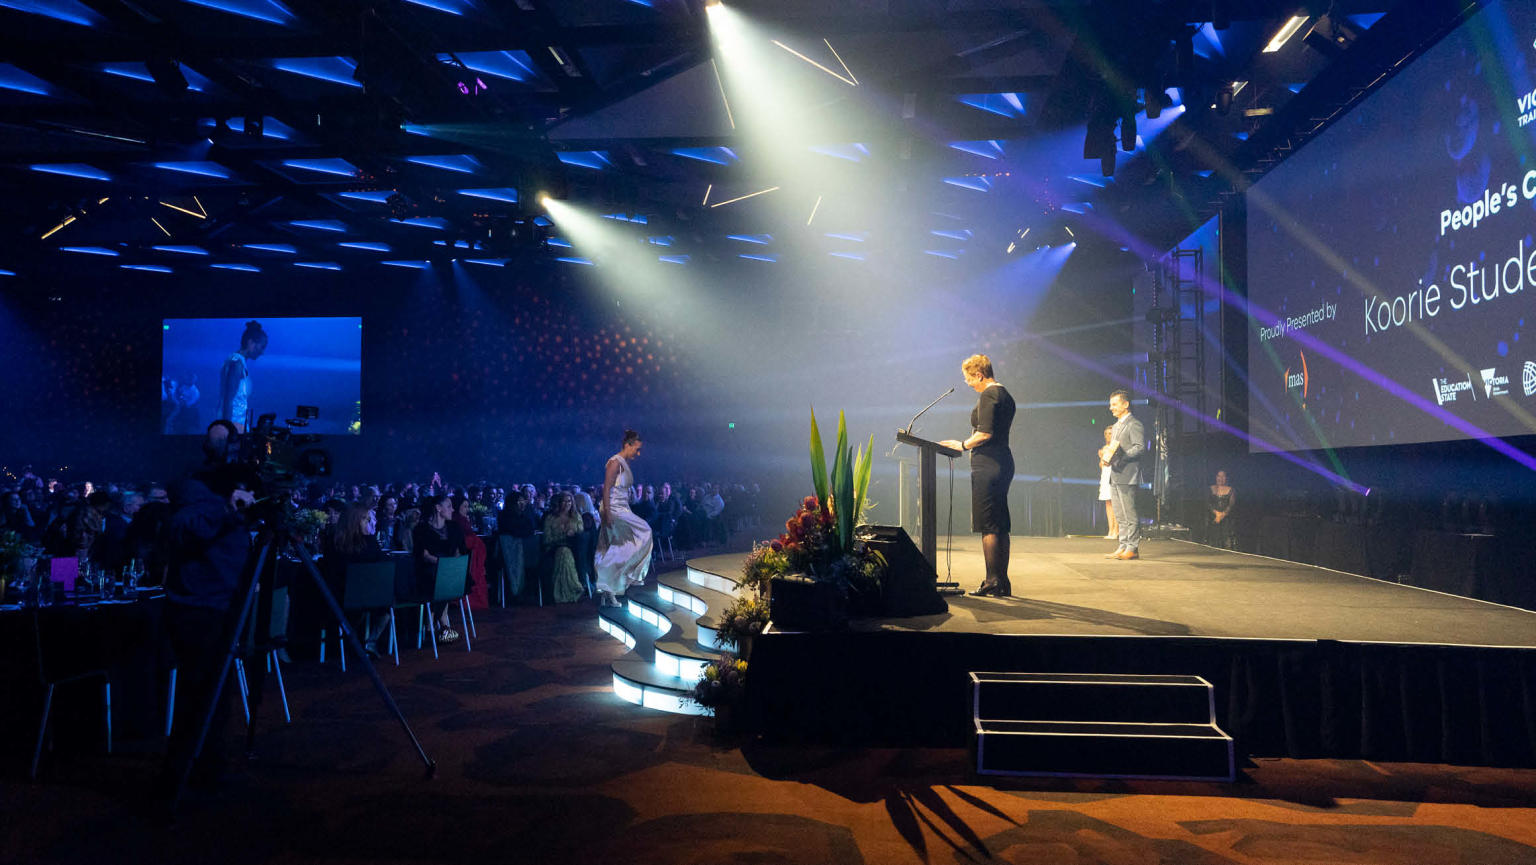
[[160, 316, 363, 435]]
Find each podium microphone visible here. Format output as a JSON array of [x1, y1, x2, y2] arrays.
[[902, 387, 955, 435]]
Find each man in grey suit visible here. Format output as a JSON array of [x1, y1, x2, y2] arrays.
[[1099, 389, 1146, 560]]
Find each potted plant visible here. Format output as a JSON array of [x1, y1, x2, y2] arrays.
[[715, 593, 769, 659], [690, 651, 748, 730]]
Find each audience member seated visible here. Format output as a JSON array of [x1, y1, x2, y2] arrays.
[[541, 492, 587, 604]]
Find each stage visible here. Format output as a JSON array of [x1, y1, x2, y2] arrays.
[[723, 537, 1536, 767], [847, 537, 1536, 645]]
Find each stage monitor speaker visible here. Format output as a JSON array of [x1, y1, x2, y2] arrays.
[[858, 524, 948, 618]]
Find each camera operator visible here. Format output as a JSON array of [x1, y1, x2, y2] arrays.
[[157, 419, 257, 795]]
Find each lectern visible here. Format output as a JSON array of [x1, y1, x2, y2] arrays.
[[895, 431, 961, 568]]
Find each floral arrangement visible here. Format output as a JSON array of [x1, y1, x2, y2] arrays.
[[0, 530, 41, 575], [468, 502, 490, 520], [690, 650, 748, 711], [292, 509, 327, 538], [716, 593, 769, 648]]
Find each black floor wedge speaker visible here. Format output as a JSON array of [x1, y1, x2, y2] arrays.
[[858, 525, 948, 618]]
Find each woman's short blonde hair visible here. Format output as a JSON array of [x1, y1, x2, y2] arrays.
[[961, 354, 994, 380]]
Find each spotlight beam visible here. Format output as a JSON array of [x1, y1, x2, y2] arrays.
[[770, 40, 856, 86], [807, 195, 822, 225], [709, 59, 736, 129], [160, 201, 206, 219], [823, 39, 858, 85], [151, 217, 171, 237], [709, 186, 780, 208]]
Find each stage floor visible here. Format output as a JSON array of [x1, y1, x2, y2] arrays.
[[696, 537, 1536, 648]]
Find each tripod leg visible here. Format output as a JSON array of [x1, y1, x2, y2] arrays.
[[272, 651, 290, 724], [289, 538, 434, 774], [31, 683, 55, 780]]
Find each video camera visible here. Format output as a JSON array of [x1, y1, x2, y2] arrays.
[[227, 405, 333, 528]]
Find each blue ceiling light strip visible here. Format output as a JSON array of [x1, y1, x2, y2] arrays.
[[31, 163, 111, 181], [824, 232, 867, 242], [181, 0, 295, 26], [556, 151, 611, 170], [241, 243, 297, 254], [271, 57, 362, 87], [404, 154, 481, 174], [546, 238, 572, 248], [100, 62, 208, 91], [658, 255, 689, 265], [956, 92, 1026, 118], [555, 256, 595, 266], [1060, 202, 1093, 214], [390, 216, 449, 230], [289, 219, 348, 232], [457, 187, 518, 203], [437, 51, 537, 82], [601, 213, 648, 224], [281, 158, 359, 177], [923, 250, 961, 260], [152, 245, 210, 255], [739, 253, 777, 263], [121, 264, 174, 272], [1069, 174, 1110, 188], [670, 146, 738, 165], [948, 140, 1004, 159], [463, 258, 508, 267], [942, 176, 991, 192], [60, 246, 119, 256], [338, 241, 391, 252], [0, 268, 18, 276], [726, 234, 772, 244], [153, 161, 232, 178], [0, 64, 54, 96], [210, 263, 261, 272], [930, 229, 973, 241], [222, 116, 293, 139], [402, 0, 469, 15], [294, 261, 343, 270], [828, 251, 865, 261], [808, 143, 869, 162], [381, 260, 429, 269], [337, 190, 396, 203], [0, 0, 104, 26], [647, 236, 674, 247]]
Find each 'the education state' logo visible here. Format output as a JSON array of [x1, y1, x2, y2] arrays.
[[1433, 373, 1477, 406]]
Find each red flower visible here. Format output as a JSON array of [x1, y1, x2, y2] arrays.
[[802, 495, 820, 511], [769, 539, 784, 552]]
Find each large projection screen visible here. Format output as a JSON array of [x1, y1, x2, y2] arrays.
[[1246, 0, 1536, 453]]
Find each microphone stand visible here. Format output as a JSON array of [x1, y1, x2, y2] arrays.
[[902, 387, 956, 436]]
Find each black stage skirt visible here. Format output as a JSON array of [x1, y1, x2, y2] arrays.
[[970, 448, 1013, 534]]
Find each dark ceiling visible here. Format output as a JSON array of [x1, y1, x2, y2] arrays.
[[0, 0, 1462, 283]]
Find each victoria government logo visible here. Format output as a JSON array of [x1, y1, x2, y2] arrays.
[[1524, 361, 1536, 397]]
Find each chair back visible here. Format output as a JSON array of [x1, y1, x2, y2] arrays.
[[343, 561, 398, 612], [432, 555, 469, 603]]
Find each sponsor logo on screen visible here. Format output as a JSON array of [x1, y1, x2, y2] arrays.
[[1480, 367, 1511, 398], [1520, 86, 1536, 128], [1523, 361, 1536, 397], [1284, 350, 1309, 401], [1432, 373, 1477, 406]]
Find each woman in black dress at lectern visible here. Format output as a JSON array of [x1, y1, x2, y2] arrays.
[[940, 354, 1016, 597]]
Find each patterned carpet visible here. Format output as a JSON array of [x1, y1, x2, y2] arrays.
[[5, 568, 1536, 865]]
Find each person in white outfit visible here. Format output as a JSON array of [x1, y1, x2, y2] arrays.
[[595, 430, 653, 607], [1098, 425, 1118, 539]]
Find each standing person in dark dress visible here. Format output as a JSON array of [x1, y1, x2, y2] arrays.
[[940, 354, 1017, 597]]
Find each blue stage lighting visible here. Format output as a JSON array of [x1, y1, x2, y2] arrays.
[[152, 245, 209, 255], [670, 147, 738, 165], [405, 154, 481, 174], [338, 241, 391, 252], [556, 151, 611, 170], [658, 255, 690, 265], [337, 190, 396, 203], [153, 161, 232, 179], [555, 257, 595, 266], [281, 158, 360, 177], [457, 187, 518, 203], [60, 246, 119, 256], [289, 219, 348, 232], [31, 164, 111, 181], [271, 57, 361, 87], [0, 0, 103, 26], [241, 243, 297, 254], [726, 234, 772, 245], [0, 64, 54, 96], [437, 51, 536, 81], [121, 264, 173, 272], [181, 0, 293, 25], [293, 261, 343, 270], [739, 253, 777, 263], [210, 263, 261, 272]]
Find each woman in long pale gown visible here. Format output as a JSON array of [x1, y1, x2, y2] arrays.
[[595, 430, 653, 607]]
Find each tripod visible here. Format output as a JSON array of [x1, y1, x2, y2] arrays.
[[166, 525, 435, 813]]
